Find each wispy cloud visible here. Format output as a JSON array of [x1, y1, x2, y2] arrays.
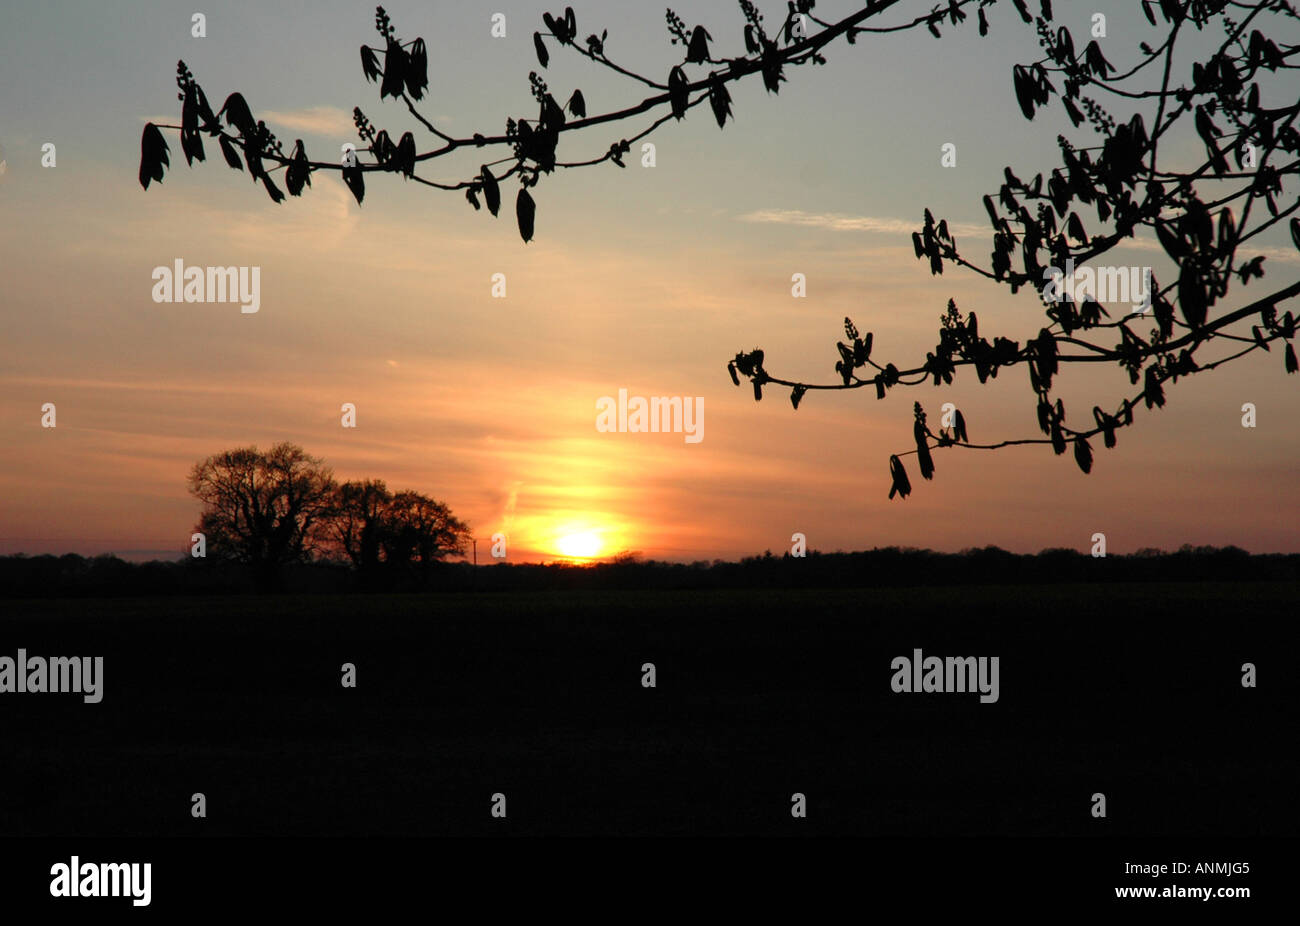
[[739, 209, 985, 238], [258, 105, 355, 138], [139, 104, 354, 139], [741, 208, 1299, 264]]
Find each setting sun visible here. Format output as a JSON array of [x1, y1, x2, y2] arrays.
[[555, 531, 604, 560]]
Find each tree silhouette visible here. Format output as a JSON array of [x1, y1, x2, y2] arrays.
[[143, 1, 1299, 496], [188, 443, 337, 587], [190, 449, 471, 587], [332, 479, 471, 582], [331, 478, 391, 575]]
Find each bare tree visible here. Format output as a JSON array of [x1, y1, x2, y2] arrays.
[[331, 480, 471, 577], [144, 1, 1300, 496], [188, 443, 337, 585], [331, 478, 391, 574]]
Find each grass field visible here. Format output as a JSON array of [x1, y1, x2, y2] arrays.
[[1, 582, 1294, 836]]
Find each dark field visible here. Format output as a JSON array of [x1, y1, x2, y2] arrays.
[[1, 582, 1294, 836]]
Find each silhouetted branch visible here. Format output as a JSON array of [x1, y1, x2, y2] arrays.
[[727, 0, 1299, 496]]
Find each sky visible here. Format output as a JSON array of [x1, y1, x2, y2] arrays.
[[1, 0, 1297, 562]]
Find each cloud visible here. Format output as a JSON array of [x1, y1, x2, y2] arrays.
[[741, 208, 1299, 264], [257, 106, 356, 138], [739, 209, 986, 238]]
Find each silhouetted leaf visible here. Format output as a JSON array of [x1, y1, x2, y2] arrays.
[[180, 85, 205, 165], [138, 122, 170, 189], [396, 131, 417, 178], [360, 46, 381, 83], [516, 187, 535, 242], [1067, 212, 1087, 244], [466, 187, 481, 210], [261, 172, 285, 203], [285, 140, 311, 195], [543, 93, 566, 130], [1286, 342, 1298, 374], [668, 66, 689, 119], [888, 455, 912, 500], [983, 194, 999, 226], [567, 89, 586, 118], [1053, 26, 1074, 66], [914, 420, 935, 480], [1291, 218, 1300, 253], [192, 83, 218, 134], [1050, 420, 1066, 455], [708, 73, 732, 129], [381, 37, 408, 100], [1195, 106, 1228, 175], [686, 25, 712, 64], [1062, 96, 1084, 127], [244, 145, 264, 181], [856, 332, 873, 365], [954, 409, 968, 443], [790, 385, 805, 409], [1093, 407, 1117, 448], [1013, 65, 1035, 119], [761, 43, 786, 93], [1144, 366, 1166, 409], [727, 361, 740, 386], [218, 135, 243, 171], [180, 127, 205, 167], [534, 32, 549, 68], [380, 130, 399, 165], [343, 163, 365, 204], [405, 38, 429, 99], [1083, 40, 1113, 77], [480, 166, 500, 216], [218, 92, 255, 136], [1178, 263, 1207, 328], [1073, 437, 1093, 474]]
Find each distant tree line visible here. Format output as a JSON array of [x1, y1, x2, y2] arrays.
[[187, 442, 471, 590], [1, 545, 1294, 598]]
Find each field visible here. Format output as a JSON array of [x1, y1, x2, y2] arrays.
[[1, 582, 1294, 836]]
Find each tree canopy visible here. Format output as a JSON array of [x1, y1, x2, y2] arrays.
[[188, 443, 469, 587]]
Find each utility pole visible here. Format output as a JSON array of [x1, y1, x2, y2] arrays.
[[472, 538, 478, 567]]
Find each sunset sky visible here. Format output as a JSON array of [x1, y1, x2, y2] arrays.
[[2, 0, 1297, 562]]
